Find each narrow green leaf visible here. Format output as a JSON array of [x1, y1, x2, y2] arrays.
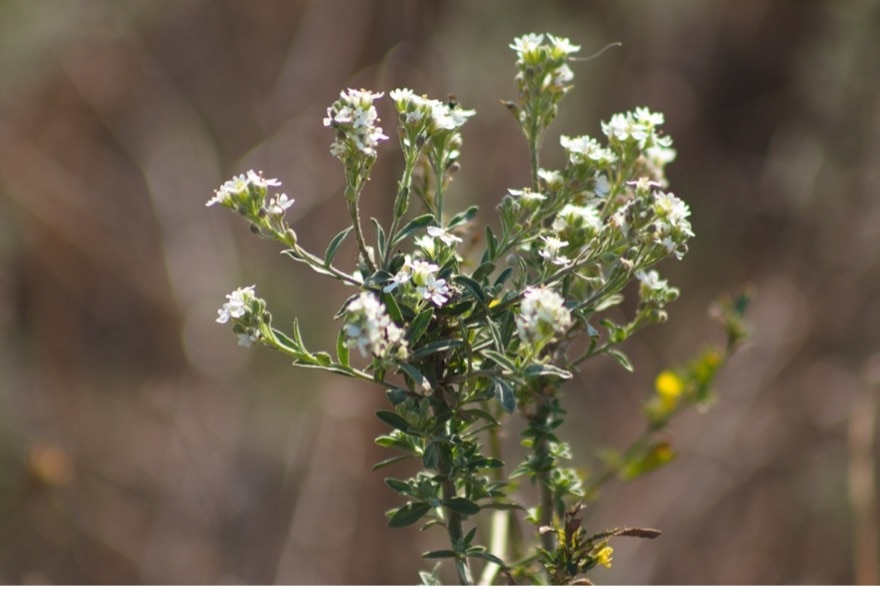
[[371, 217, 386, 259], [523, 363, 573, 380], [314, 352, 332, 367], [447, 205, 478, 228], [494, 379, 516, 414], [606, 348, 634, 372], [595, 293, 625, 312], [444, 497, 481, 515], [481, 350, 517, 373], [472, 261, 496, 282], [336, 329, 350, 367], [387, 502, 432, 528], [397, 362, 427, 388], [486, 226, 498, 261], [324, 226, 353, 266], [271, 327, 301, 354], [410, 339, 464, 360], [384, 477, 412, 494], [454, 275, 487, 305], [376, 410, 413, 433], [494, 267, 513, 288], [371, 455, 414, 472], [468, 551, 505, 566], [382, 291, 404, 323], [422, 549, 459, 559], [407, 308, 434, 344], [374, 434, 415, 452], [393, 214, 435, 245]]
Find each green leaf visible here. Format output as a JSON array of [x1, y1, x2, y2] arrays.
[[523, 363, 573, 380], [336, 329, 350, 367], [393, 214, 435, 245], [398, 362, 427, 390], [385, 388, 409, 406], [382, 291, 404, 323], [384, 477, 412, 495], [371, 217, 386, 258], [422, 441, 439, 469], [324, 226, 353, 266], [271, 327, 301, 354], [494, 267, 513, 288], [472, 261, 496, 282], [314, 352, 332, 367], [606, 348, 634, 372], [594, 293, 624, 312], [376, 410, 413, 433], [454, 275, 487, 305], [481, 350, 517, 373], [444, 497, 481, 515], [371, 455, 414, 471], [407, 309, 434, 344], [422, 549, 459, 559], [411, 339, 464, 360], [447, 205, 478, 228], [494, 379, 516, 414], [387, 502, 432, 528], [485, 226, 498, 261], [468, 550, 505, 566]]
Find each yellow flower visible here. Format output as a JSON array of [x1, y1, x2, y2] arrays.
[[655, 370, 684, 410], [596, 546, 613, 568]]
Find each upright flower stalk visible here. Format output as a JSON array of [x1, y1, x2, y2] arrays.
[[207, 32, 748, 585]]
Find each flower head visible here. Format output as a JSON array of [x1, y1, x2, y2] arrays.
[[343, 292, 408, 360], [324, 89, 388, 159], [217, 285, 256, 324], [207, 170, 280, 208], [516, 286, 572, 345]]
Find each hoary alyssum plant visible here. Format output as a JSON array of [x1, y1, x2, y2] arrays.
[[207, 33, 749, 585]]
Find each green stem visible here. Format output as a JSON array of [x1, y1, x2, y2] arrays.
[[347, 193, 376, 273], [441, 477, 473, 585]]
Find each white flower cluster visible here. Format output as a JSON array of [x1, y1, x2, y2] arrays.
[[601, 107, 672, 151], [383, 255, 450, 307], [560, 135, 618, 168], [652, 190, 694, 259], [389, 88, 475, 137], [207, 170, 282, 208], [552, 203, 603, 246], [636, 269, 679, 305], [344, 292, 408, 360], [216, 285, 261, 347], [324, 89, 388, 159], [509, 33, 580, 95], [516, 286, 572, 345]]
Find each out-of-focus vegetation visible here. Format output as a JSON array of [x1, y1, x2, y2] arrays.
[[0, 0, 878, 584]]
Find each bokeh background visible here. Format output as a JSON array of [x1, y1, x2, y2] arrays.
[[1, 0, 879, 584]]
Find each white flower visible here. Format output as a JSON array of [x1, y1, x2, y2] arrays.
[[516, 286, 572, 344], [383, 267, 412, 293], [409, 259, 440, 285], [508, 188, 547, 204], [539, 235, 571, 266], [427, 226, 463, 246], [416, 274, 450, 306], [267, 193, 295, 216], [510, 33, 545, 63], [546, 34, 580, 57], [653, 191, 692, 234], [217, 285, 256, 324]]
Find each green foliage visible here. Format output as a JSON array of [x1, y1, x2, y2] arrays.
[[207, 32, 749, 585]]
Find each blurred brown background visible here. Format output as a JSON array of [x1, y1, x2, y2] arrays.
[[1, 0, 879, 584]]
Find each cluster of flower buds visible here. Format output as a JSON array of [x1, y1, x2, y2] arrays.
[[516, 285, 572, 346]]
